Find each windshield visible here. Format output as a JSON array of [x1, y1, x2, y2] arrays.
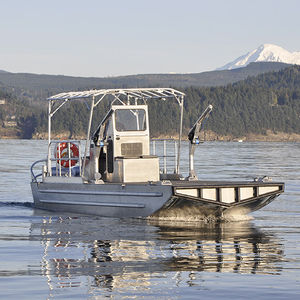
[[115, 109, 146, 132]]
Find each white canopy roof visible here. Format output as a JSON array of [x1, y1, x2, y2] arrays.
[[48, 88, 185, 103]]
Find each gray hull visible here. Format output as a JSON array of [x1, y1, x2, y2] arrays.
[[31, 180, 284, 219], [31, 181, 173, 218]]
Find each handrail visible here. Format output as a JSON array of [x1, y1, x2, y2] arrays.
[[151, 139, 178, 174], [31, 159, 47, 182]]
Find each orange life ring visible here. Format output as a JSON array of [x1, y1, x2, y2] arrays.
[[55, 142, 79, 167]]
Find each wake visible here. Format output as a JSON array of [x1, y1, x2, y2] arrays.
[[0, 201, 34, 208]]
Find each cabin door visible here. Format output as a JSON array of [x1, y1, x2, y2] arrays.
[[112, 105, 150, 158]]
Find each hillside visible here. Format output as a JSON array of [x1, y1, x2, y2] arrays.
[[182, 65, 300, 139], [0, 62, 290, 105], [1, 65, 300, 140]]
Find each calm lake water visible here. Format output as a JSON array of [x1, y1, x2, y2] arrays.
[[0, 140, 300, 299]]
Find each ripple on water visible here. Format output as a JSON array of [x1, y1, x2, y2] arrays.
[[0, 141, 299, 299]]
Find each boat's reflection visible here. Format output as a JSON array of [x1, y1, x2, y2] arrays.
[[150, 219, 283, 275], [30, 214, 284, 293]]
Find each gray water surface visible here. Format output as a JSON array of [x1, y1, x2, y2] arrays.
[[0, 140, 299, 299]]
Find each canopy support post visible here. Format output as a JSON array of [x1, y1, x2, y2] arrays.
[[176, 95, 184, 174], [47, 100, 52, 176], [82, 96, 95, 179]]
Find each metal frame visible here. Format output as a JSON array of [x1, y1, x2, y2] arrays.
[[46, 88, 185, 175]]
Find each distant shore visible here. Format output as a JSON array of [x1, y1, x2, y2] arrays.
[[1, 129, 300, 142], [153, 130, 300, 142]]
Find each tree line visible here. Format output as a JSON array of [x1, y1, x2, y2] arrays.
[[1, 65, 300, 139]]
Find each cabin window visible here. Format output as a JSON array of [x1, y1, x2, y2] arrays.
[[115, 109, 146, 132]]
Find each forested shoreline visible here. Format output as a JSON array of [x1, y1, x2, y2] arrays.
[[1, 65, 300, 141]]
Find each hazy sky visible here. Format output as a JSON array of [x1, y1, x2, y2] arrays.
[[1, 0, 300, 77]]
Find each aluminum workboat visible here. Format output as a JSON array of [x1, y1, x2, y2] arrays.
[[30, 88, 284, 220]]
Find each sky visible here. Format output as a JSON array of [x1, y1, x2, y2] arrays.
[[1, 0, 300, 77]]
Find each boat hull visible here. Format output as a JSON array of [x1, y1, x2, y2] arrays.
[[31, 181, 173, 218], [31, 180, 284, 219]]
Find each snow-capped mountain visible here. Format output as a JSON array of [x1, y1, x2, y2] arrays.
[[218, 44, 300, 70]]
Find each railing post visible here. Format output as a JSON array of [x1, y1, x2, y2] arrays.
[[174, 140, 177, 173], [79, 141, 82, 176], [58, 143, 62, 177], [163, 140, 167, 174], [68, 142, 71, 177]]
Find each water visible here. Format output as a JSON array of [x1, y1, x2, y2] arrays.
[[0, 140, 300, 299]]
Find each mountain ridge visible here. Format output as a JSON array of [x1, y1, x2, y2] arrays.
[[0, 62, 290, 104], [218, 44, 300, 70]]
